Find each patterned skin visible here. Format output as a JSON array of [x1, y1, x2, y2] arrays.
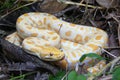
[[5, 12, 108, 69]]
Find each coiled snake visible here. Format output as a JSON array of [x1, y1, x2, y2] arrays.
[[5, 12, 108, 70]]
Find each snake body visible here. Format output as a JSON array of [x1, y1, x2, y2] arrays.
[[5, 12, 108, 69]]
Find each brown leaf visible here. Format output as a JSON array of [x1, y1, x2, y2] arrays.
[[85, 0, 95, 4], [96, 0, 118, 8], [108, 34, 118, 47], [110, 50, 120, 59], [39, 0, 68, 14]]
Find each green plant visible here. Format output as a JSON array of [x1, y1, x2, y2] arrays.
[[112, 67, 120, 80], [49, 53, 105, 80], [49, 70, 87, 80], [79, 53, 105, 62], [67, 70, 87, 80], [49, 71, 65, 80]]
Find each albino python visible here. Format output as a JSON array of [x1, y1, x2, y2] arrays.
[[5, 12, 108, 71]]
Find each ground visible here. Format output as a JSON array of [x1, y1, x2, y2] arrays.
[[0, 0, 120, 80]]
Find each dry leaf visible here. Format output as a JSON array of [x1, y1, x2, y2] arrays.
[[96, 0, 118, 8], [39, 0, 68, 14], [85, 0, 95, 4]]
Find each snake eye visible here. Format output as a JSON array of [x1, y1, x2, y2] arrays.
[[50, 53, 53, 56]]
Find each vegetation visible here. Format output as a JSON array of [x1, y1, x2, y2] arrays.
[[0, 0, 120, 80]]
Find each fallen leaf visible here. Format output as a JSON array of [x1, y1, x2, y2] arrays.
[[109, 34, 118, 47], [39, 0, 68, 14], [96, 0, 118, 8], [85, 0, 95, 4]]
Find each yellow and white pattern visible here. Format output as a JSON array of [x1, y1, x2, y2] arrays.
[[5, 12, 108, 69]]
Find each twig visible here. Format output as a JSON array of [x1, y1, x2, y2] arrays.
[[14, 0, 20, 4], [102, 48, 117, 58], [10, 71, 37, 80], [104, 46, 120, 49], [98, 75, 112, 80], [88, 56, 120, 80], [0, 1, 37, 20], [0, 23, 14, 27], [80, 0, 84, 4], [0, 38, 59, 75], [61, 71, 70, 80], [57, 0, 103, 9]]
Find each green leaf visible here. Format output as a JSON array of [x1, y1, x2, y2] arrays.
[[76, 75, 87, 80], [68, 70, 87, 80], [49, 70, 87, 80], [112, 67, 120, 80], [49, 71, 65, 80], [68, 71, 77, 80], [79, 53, 105, 62]]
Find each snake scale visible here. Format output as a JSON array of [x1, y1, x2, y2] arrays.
[[5, 12, 108, 71]]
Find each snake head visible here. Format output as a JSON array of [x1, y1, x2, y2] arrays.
[[39, 46, 65, 61], [22, 38, 64, 61]]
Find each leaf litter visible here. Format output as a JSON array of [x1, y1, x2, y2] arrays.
[[0, 0, 120, 80]]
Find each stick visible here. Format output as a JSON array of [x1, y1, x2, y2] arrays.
[[0, 1, 37, 20], [57, 0, 103, 9], [0, 38, 59, 75]]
